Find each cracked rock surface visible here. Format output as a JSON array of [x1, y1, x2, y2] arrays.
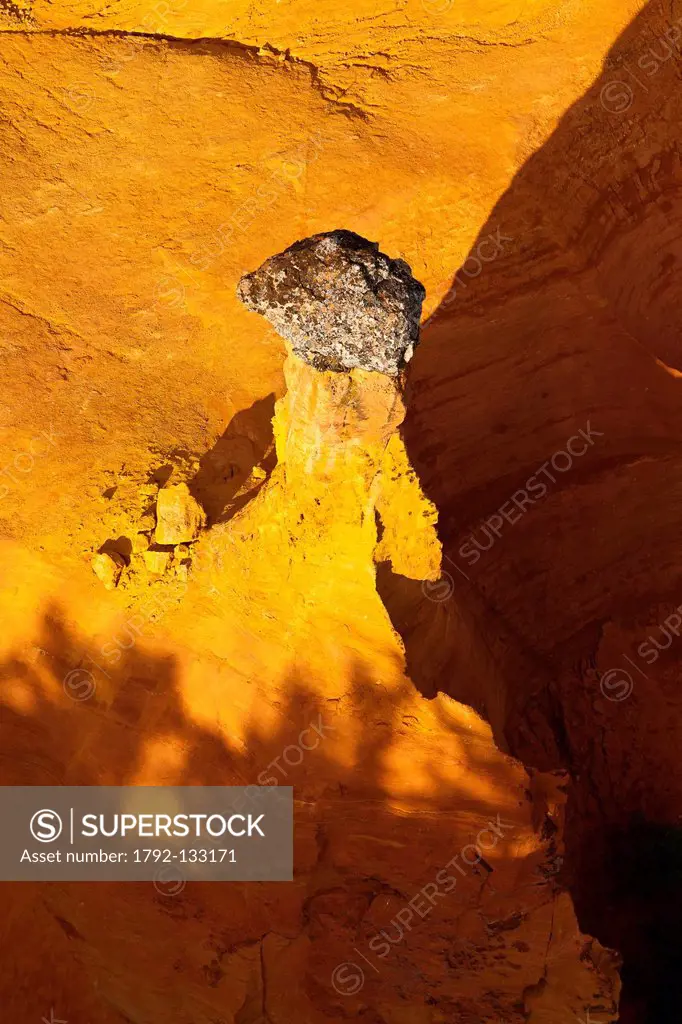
[[237, 230, 426, 375]]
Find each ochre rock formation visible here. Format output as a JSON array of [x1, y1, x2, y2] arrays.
[[1, 1, 681, 1021]]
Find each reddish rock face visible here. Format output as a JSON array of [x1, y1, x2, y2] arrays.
[[397, 5, 682, 1018]]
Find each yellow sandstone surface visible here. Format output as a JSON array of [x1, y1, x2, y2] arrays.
[[2, 0, 678, 1021]]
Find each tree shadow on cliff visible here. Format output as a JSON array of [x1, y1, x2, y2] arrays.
[[390, 2, 682, 1019], [0, 600, 537, 1023]]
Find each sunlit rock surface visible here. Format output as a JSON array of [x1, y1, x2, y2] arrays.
[[1, 0, 680, 1022]]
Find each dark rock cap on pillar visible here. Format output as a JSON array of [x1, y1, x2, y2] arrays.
[[237, 230, 426, 375]]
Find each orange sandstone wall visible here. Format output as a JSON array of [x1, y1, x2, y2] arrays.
[[3, 0, 679, 1021]]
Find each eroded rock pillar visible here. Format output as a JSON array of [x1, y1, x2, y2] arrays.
[[236, 230, 439, 581]]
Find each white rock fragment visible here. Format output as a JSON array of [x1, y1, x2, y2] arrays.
[[143, 549, 172, 575], [132, 532, 151, 553], [155, 483, 206, 545], [91, 551, 125, 590]]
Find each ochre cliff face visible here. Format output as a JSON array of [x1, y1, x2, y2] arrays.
[[1, 0, 680, 1022], [0, 351, 621, 1023]]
